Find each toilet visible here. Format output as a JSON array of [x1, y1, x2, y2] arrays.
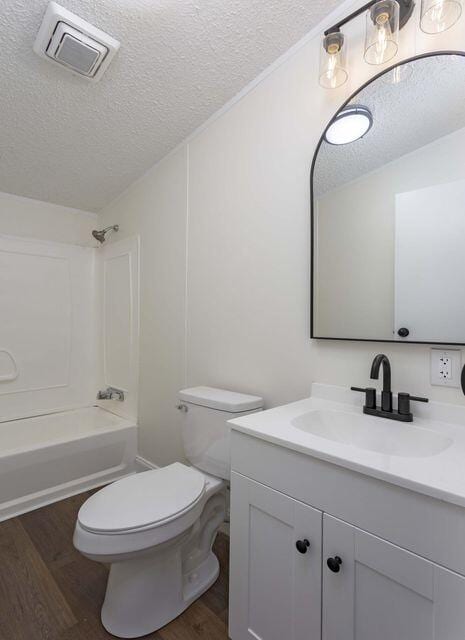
[[73, 386, 263, 639]]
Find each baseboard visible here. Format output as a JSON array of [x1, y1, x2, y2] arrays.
[[135, 455, 159, 472]]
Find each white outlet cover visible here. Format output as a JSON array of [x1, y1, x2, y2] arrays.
[[431, 349, 462, 387]]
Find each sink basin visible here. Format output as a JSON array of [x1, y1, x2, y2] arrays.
[[291, 410, 452, 458]]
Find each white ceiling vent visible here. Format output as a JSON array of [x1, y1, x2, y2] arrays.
[[33, 2, 120, 82]]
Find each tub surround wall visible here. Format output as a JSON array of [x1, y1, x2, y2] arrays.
[[0, 191, 140, 424], [0, 190, 97, 246], [0, 211, 98, 421], [0, 235, 96, 421], [95, 235, 140, 422], [100, 1, 465, 465]]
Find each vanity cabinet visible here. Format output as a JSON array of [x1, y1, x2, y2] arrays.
[[323, 514, 465, 640], [229, 432, 465, 640], [229, 473, 322, 640]]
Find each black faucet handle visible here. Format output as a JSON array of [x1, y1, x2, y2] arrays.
[[351, 386, 376, 410], [410, 395, 429, 403], [398, 392, 429, 416]]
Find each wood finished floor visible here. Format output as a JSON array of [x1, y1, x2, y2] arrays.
[[0, 491, 230, 640]]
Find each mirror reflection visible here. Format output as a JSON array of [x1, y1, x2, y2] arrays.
[[312, 54, 465, 344]]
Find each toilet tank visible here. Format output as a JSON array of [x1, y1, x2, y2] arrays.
[[178, 386, 263, 480]]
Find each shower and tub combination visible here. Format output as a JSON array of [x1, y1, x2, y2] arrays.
[[0, 226, 140, 521]]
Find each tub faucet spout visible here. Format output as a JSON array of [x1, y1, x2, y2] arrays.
[[97, 387, 125, 401]]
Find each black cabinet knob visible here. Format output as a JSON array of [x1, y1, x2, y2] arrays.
[[327, 556, 342, 573], [397, 327, 410, 338], [295, 539, 310, 554]]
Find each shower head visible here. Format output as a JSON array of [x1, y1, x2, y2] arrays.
[[92, 225, 119, 244]]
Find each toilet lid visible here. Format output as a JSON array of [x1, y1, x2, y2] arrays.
[[78, 463, 206, 534]]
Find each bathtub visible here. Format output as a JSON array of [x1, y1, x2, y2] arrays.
[[0, 406, 137, 522]]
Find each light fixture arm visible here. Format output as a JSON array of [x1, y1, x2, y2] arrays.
[[324, 0, 414, 35]]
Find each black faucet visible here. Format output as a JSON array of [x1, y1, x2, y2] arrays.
[[370, 353, 392, 412], [351, 354, 428, 422]]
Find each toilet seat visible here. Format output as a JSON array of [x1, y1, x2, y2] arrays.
[[78, 463, 206, 535]]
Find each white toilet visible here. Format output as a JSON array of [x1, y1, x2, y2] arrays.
[[73, 386, 263, 639]]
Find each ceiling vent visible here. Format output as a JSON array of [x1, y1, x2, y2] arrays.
[[33, 2, 120, 82]]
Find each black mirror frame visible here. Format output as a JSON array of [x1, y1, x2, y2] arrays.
[[310, 50, 465, 346]]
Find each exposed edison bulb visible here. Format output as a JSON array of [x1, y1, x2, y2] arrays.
[[323, 48, 340, 88], [420, 0, 462, 32], [319, 32, 348, 89], [364, 0, 400, 65], [374, 12, 391, 63]]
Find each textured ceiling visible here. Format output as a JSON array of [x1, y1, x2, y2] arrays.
[[314, 55, 465, 197], [0, 0, 342, 212]]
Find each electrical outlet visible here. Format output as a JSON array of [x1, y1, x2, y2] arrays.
[[431, 349, 462, 387], [439, 355, 451, 379]]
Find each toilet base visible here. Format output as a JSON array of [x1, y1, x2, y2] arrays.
[[74, 474, 227, 639], [101, 547, 220, 638]]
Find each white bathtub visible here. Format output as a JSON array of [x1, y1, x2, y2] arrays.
[[0, 406, 137, 522]]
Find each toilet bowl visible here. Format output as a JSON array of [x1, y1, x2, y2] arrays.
[[74, 463, 226, 637], [74, 386, 263, 638]]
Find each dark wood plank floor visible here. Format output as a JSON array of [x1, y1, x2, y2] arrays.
[[0, 491, 230, 640]]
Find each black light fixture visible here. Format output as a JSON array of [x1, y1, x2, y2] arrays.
[[324, 106, 373, 145], [319, 0, 462, 89]]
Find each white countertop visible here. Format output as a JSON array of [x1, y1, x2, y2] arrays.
[[229, 383, 465, 508]]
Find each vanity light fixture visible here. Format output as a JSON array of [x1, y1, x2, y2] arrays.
[[319, 32, 348, 88], [324, 105, 373, 145], [420, 0, 463, 33], [319, 0, 463, 88], [364, 0, 400, 65]]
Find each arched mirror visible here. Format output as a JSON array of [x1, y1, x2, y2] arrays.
[[311, 53, 465, 345]]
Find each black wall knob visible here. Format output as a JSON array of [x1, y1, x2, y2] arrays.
[[296, 539, 310, 554], [397, 327, 410, 338], [327, 556, 342, 573]]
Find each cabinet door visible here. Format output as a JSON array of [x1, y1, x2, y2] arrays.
[[323, 514, 465, 640], [229, 472, 322, 640]]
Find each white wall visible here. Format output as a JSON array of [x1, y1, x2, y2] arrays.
[[0, 191, 97, 246], [100, 1, 465, 466], [315, 126, 465, 339]]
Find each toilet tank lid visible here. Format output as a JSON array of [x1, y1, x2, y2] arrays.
[[179, 386, 263, 413]]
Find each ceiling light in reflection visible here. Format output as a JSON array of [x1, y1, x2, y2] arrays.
[[324, 106, 373, 145]]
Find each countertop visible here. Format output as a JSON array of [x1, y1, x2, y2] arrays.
[[229, 383, 465, 508]]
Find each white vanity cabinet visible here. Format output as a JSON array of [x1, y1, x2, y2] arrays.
[[229, 473, 322, 640], [229, 430, 465, 640], [323, 514, 465, 640]]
